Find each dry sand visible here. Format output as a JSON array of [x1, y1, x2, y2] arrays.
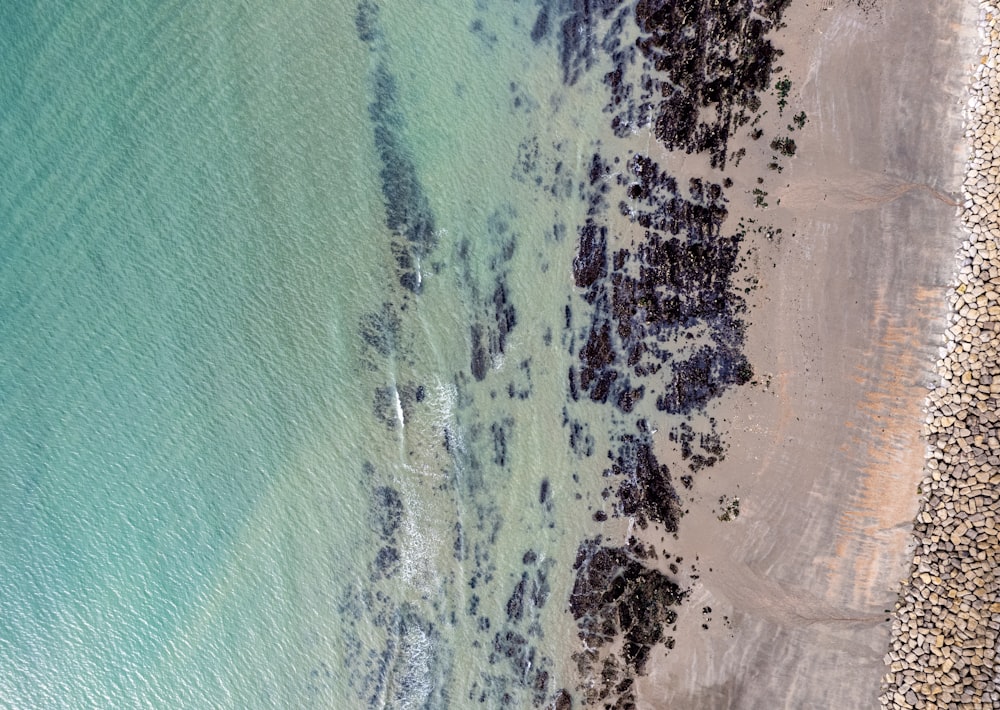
[[631, 1, 980, 707]]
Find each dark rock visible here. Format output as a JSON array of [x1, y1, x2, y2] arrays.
[[547, 689, 573, 710], [506, 574, 527, 623], [573, 220, 608, 291], [360, 302, 402, 358], [570, 538, 685, 687], [358, 8, 439, 292], [374, 545, 400, 576], [471, 323, 489, 380], [491, 418, 513, 468], [371, 486, 404, 539], [531, 3, 551, 42], [611, 433, 681, 531]]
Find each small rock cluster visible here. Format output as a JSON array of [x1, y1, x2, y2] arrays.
[[881, 4, 1000, 708]]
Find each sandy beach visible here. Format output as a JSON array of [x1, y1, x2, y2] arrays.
[[623, 1, 979, 707]]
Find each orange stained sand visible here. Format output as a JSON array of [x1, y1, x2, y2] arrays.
[[823, 287, 939, 607]]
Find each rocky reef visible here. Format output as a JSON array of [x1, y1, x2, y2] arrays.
[[548, 0, 795, 705]]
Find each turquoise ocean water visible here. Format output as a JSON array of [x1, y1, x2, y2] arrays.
[[0, 1, 623, 706]]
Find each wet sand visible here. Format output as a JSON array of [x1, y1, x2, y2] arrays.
[[633, 1, 978, 707]]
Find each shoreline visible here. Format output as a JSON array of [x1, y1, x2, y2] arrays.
[[882, 3, 1000, 707], [631, 1, 977, 706]]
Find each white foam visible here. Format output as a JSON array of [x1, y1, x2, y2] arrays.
[[428, 381, 456, 430], [392, 476, 443, 595]]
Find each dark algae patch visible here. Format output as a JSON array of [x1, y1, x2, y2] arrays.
[[357, 1, 438, 296], [470, 552, 562, 706]]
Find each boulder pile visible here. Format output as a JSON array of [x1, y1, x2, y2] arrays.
[[881, 4, 1000, 708]]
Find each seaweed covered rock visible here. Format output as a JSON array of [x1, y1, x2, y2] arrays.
[[570, 537, 686, 705]]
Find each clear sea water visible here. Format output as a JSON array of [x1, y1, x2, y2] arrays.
[[0, 1, 638, 706]]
